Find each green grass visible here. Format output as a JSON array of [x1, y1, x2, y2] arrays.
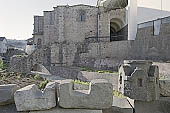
[[39, 80, 49, 90], [73, 80, 90, 85], [34, 74, 41, 80], [14, 55, 25, 57], [0, 58, 3, 70], [113, 90, 126, 98], [0, 58, 8, 70], [80, 66, 118, 74]]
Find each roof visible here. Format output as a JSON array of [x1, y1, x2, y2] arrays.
[[0, 37, 6, 41]]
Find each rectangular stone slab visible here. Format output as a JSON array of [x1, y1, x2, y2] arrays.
[[14, 82, 56, 111], [58, 79, 113, 109]]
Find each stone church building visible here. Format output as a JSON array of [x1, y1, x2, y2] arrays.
[[33, 5, 127, 47], [32, 4, 127, 67]]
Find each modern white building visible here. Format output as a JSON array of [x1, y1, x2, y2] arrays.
[[0, 37, 7, 54]]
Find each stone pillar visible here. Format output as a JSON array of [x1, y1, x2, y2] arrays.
[[128, 0, 137, 40]]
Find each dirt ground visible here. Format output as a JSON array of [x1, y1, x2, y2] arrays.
[[0, 72, 46, 89]]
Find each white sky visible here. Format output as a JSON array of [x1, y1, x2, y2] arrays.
[[0, 0, 170, 40]]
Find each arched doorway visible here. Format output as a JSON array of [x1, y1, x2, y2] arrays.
[[110, 18, 127, 41]]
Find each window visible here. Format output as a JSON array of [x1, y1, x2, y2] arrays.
[[119, 73, 122, 84], [80, 10, 86, 22]]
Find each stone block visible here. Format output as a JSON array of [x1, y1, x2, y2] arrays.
[[73, 83, 89, 90], [160, 80, 170, 97], [0, 84, 19, 106], [29, 107, 102, 113], [0, 104, 28, 113], [118, 60, 160, 101], [14, 82, 56, 111], [102, 96, 134, 113], [58, 79, 113, 109], [77, 71, 118, 91], [134, 97, 170, 113]]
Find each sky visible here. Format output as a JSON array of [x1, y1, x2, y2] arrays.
[[0, 0, 170, 40]]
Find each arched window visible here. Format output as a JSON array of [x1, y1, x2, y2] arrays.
[[80, 10, 86, 22]]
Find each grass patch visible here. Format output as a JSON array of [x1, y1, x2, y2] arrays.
[[80, 66, 118, 74], [39, 80, 49, 90], [34, 74, 41, 80], [0, 58, 3, 70], [0, 58, 8, 71], [73, 80, 90, 85], [113, 90, 126, 98]]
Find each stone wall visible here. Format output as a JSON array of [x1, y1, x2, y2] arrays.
[[76, 22, 170, 70], [5, 48, 25, 62], [34, 4, 126, 46], [77, 71, 118, 90], [9, 47, 51, 73], [10, 22, 170, 73]]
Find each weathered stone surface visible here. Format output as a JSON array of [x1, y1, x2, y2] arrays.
[[29, 107, 102, 113], [14, 82, 56, 111], [118, 60, 160, 101], [58, 79, 113, 109], [78, 71, 118, 91], [160, 80, 170, 97], [134, 97, 170, 113], [0, 104, 28, 113], [102, 97, 134, 113], [0, 84, 19, 106], [73, 83, 89, 90]]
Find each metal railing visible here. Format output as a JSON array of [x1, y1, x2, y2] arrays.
[[138, 15, 170, 29]]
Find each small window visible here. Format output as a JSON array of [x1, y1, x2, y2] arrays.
[[119, 73, 122, 84], [137, 79, 143, 87], [80, 10, 86, 22]]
